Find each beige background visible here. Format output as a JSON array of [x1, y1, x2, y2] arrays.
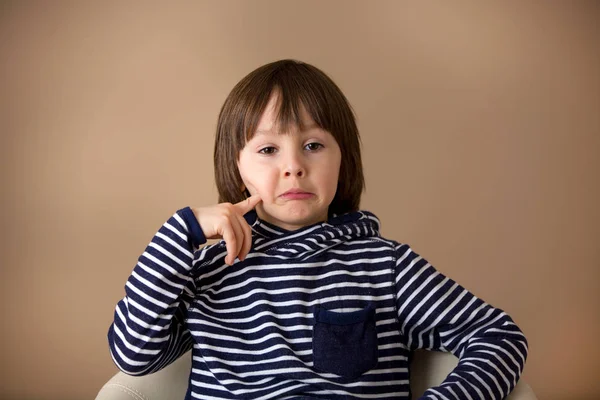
[[1, 1, 599, 399]]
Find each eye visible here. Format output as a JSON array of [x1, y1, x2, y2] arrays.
[[305, 142, 324, 152], [258, 146, 277, 155]]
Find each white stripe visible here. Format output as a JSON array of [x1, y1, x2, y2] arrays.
[[126, 281, 170, 308], [189, 329, 312, 347], [202, 255, 393, 291], [463, 360, 506, 397], [191, 368, 275, 387], [255, 223, 284, 236], [207, 365, 337, 380], [461, 350, 515, 392], [308, 390, 408, 399], [113, 325, 160, 355], [487, 327, 527, 339], [255, 224, 322, 250], [468, 346, 517, 385], [188, 307, 312, 324], [204, 280, 392, 305], [404, 276, 450, 334], [364, 368, 407, 375], [302, 378, 408, 387], [136, 261, 186, 290], [342, 239, 381, 246], [422, 288, 469, 343], [163, 221, 187, 241], [329, 246, 392, 255], [255, 383, 307, 400], [503, 339, 527, 373], [172, 213, 188, 233], [395, 261, 431, 299], [204, 263, 392, 295], [450, 372, 484, 399], [196, 294, 394, 315], [191, 377, 295, 398], [120, 299, 168, 328], [187, 318, 312, 335], [148, 242, 192, 271], [292, 242, 312, 251], [306, 237, 328, 248], [233, 380, 296, 396], [376, 318, 400, 327], [398, 271, 440, 327], [275, 248, 299, 254], [190, 392, 232, 400], [115, 306, 169, 342], [409, 284, 458, 349], [192, 341, 310, 357], [452, 311, 505, 353], [202, 354, 309, 368], [112, 341, 149, 367], [448, 380, 473, 400], [394, 248, 418, 281], [131, 271, 179, 300], [156, 231, 194, 259], [142, 251, 191, 280], [427, 388, 451, 400], [444, 385, 460, 400], [378, 343, 406, 351], [441, 300, 484, 337], [467, 370, 495, 398], [378, 355, 408, 362]]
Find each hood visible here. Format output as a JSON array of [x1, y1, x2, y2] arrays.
[[242, 210, 381, 261]]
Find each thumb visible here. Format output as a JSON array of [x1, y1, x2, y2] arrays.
[[234, 193, 262, 214]]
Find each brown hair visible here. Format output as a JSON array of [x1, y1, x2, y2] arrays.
[[213, 59, 365, 216]]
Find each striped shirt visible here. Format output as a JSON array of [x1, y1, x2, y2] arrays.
[[108, 208, 528, 399]]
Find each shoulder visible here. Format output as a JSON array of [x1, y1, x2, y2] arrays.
[[352, 209, 409, 249]]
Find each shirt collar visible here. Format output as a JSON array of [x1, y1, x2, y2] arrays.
[[243, 209, 381, 257]]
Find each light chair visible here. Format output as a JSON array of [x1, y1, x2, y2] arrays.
[[95, 350, 537, 399]]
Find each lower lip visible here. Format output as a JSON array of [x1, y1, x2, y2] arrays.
[[281, 193, 314, 200]]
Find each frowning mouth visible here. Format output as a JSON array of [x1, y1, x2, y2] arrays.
[[280, 189, 314, 200]]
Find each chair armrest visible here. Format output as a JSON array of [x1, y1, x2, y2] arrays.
[[95, 352, 192, 400]]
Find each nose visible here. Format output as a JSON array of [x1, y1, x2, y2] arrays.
[[282, 151, 305, 178], [285, 168, 304, 177]]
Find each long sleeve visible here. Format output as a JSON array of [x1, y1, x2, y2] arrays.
[[393, 243, 528, 400], [107, 207, 207, 375]]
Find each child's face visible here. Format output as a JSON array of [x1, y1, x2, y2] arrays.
[[237, 94, 341, 231]]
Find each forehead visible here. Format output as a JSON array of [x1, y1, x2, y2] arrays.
[[253, 92, 317, 135]]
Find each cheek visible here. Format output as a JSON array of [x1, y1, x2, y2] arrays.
[[325, 152, 342, 188], [240, 167, 277, 196], [325, 171, 340, 196]]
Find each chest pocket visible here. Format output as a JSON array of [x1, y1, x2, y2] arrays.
[[312, 303, 378, 379]]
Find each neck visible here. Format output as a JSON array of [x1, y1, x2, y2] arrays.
[[255, 205, 327, 232]]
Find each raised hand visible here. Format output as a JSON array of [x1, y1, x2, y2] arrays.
[[191, 194, 262, 265]]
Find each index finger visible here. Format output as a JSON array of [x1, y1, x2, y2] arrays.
[[234, 193, 262, 215]]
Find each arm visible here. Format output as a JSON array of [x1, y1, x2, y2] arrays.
[[107, 207, 207, 376], [393, 243, 528, 400]]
